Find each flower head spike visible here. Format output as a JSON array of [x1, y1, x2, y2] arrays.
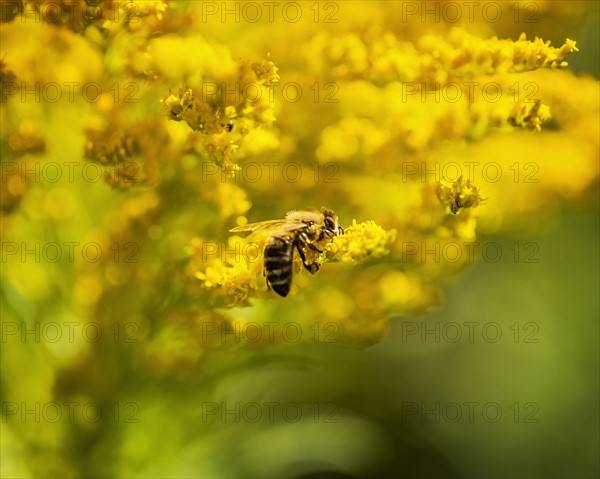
[[250, 57, 280, 83], [508, 99, 552, 131], [325, 220, 396, 263], [436, 176, 485, 215]]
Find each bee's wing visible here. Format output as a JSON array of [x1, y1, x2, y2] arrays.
[[229, 219, 288, 233], [230, 219, 308, 235]]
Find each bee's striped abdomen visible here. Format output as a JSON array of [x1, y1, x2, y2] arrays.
[[263, 236, 294, 297]]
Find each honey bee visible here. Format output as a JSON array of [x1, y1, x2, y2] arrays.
[[230, 208, 343, 297]]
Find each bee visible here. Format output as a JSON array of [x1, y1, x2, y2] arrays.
[[230, 208, 343, 297]]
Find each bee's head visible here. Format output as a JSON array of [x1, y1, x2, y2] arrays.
[[321, 208, 342, 237]]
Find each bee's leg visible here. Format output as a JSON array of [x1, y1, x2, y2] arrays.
[[295, 243, 319, 274], [299, 230, 321, 251], [296, 234, 321, 272], [296, 233, 323, 254], [307, 243, 323, 254]]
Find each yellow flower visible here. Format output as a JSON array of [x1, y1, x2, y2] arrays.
[[436, 176, 485, 214], [508, 99, 551, 131], [304, 28, 579, 84], [325, 220, 396, 263], [159, 57, 278, 171]]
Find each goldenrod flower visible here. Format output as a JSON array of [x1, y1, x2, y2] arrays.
[[160, 58, 278, 171], [325, 220, 396, 263], [304, 28, 578, 84], [436, 176, 485, 214], [507, 99, 551, 131]]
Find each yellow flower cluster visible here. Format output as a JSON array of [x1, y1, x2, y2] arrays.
[[511, 33, 579, 71], [507, 99, 551, 131], [161, 58, 279, 171], [317, 81, 553, 166], [83, 117, 171, 188], [436, 176, 485, 214], [325, 220, 397, 263], [304, 28, 578, 84], [190, 234, 269, 307]]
